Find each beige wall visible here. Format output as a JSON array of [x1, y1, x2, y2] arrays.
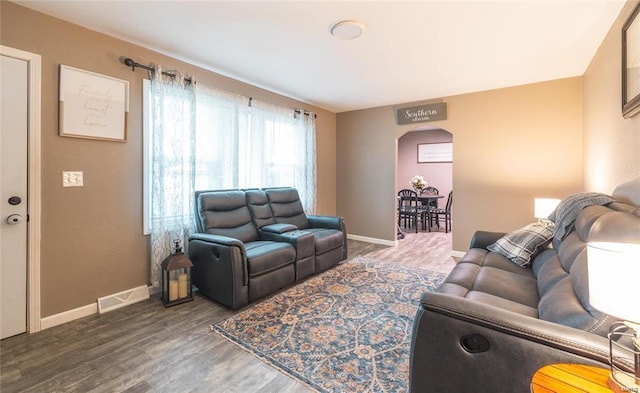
[[1, 1, 337, 317], [583, 0, 640, 192], [337, 78, 584, 251]]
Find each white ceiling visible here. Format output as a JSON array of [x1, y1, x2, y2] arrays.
[[16, 0, 626, 113]]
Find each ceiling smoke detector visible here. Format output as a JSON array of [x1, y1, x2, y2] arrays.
[[330, 20, 365, 40]]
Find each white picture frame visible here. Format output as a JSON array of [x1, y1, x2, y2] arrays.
[[417, 142, 452, 163], [59, 65, 129, 141]]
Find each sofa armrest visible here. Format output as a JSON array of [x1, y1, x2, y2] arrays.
[[189, 233, 245, 248], [187, 233, 249, 309], [469, 230, 506, 250], [307, 214, 343, 230], [261, 223, 298, 234], [410, 292, 633, 393]]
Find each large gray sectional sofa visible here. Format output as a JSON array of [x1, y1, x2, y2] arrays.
[[410, 186, 640, 392], [188, 187, 347, 309]]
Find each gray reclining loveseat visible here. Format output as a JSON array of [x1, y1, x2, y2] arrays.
[[188, 187, 347, 309], [410, 192, 640, 392]]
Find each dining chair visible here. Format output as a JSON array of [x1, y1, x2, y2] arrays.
[[420, 186, 440, 229], [431, 190, 453, 233], [397, 189, 419, 233], [424, 186, 439, 205]]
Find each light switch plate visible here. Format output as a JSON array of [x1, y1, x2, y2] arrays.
[[62, 171, 83, 187]]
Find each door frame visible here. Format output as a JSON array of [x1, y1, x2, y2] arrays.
[[1, 45, 42, 333]]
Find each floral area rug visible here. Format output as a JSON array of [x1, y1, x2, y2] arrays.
[[211, 256, 447, 392]]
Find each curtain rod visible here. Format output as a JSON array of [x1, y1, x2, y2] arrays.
[[249, 96, 317, 119], [294, 109, 317, 119], [123, 56, 315, 118], [122, 57, 193, 83]]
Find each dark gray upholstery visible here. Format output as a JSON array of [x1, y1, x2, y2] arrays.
[[245, 189, 277, 229], [265, 187, 348, 272], [189, 190, 296, 308], [264, 187, 311, 229], [188, 188, 347, 309], [198, 190, 259, 243], [246, 189, 317, 279], [410, 198, 640, 393]]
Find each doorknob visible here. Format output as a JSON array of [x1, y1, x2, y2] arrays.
[[8, 196, 21, 205], [6, 214, 23, 225]]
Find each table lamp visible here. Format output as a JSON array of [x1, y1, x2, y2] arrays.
[[587, 241, 640, 393], [534, 198, 560, 226]]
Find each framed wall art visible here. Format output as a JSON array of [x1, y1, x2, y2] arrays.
[[417, 142, 452, 163], [59, 65, 129, 141], [622, 3, 640, 118]]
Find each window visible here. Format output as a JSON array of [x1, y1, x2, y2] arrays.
[[143, 81, 316, 234]]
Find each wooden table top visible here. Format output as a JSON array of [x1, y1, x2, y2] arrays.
[[530, 363, 613, 393]]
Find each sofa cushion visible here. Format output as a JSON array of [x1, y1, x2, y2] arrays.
[[302, 228, 344, 254], [438, 248, 539, 317], [246, 189, 277, 229], [245, 241, 295, 278], [198, 191, 259, 243], [537, 273, 609, 336], [465, 291, 538, 317], [265, 188, 311, 229], [472, 267, 539, 308], [487, 223, 553, 267]]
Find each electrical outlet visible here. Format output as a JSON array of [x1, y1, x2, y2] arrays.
[[62, 171, 83, 187]]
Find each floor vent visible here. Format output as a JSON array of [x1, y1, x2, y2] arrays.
[[97, 285, 150, 314]]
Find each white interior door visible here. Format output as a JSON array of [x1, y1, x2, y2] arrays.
[[1, 54, 29, 339]]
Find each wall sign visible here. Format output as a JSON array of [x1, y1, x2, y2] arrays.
[[397, 102, 447, 125], [59, 65, 129, 142], [418, 142, 452, 163]]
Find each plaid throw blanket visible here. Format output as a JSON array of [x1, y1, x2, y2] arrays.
[[549, 192, 614, 240]]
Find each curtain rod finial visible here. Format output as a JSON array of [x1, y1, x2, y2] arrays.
[[122, 57, 136, 71]]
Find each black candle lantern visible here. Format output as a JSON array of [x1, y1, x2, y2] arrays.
[[161, 239, 194, 307]]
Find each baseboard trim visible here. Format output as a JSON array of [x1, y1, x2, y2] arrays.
[[40, 303, 97, 330], [451, 250, 466, 258], [40, 284, 157, 330], [347, 234, 397, 247]]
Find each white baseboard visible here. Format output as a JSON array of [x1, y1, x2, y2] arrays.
[[40, 303, 97, 330], [347, 233, 397, 247], [40, 284, 156, 330], [451, 250, 466, 258]]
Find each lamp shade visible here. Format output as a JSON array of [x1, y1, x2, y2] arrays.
[[587, 242, 640, 323], [534, 198, 560, 219]]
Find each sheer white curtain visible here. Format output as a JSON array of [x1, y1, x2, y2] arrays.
[[148, 67, 196, 287], [294, 109, 317, 213], [195, 85, 317, 212], [194, 86, 245, 190]]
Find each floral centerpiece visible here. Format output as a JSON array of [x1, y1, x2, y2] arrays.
[[410, 175, 428, 194]]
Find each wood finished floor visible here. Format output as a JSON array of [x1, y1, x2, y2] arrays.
[[0, 231, 455, 393]]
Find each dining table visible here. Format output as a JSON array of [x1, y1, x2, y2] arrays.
[[397, 194, 445, 237], [416, 194, 444, 206], [398, 193, 444, 206]]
